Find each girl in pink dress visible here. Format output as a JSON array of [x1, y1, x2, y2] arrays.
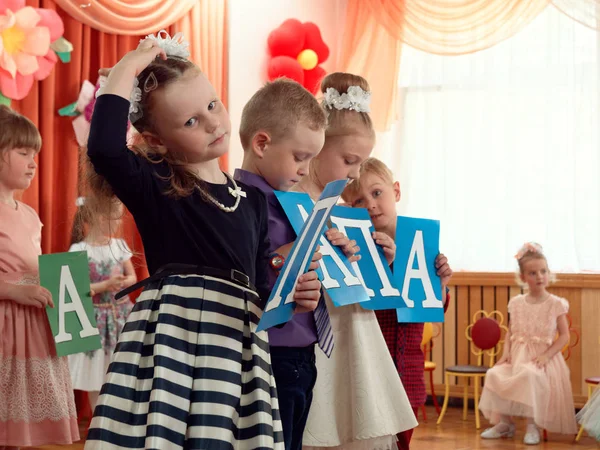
[[0, 106, 79, 448], [479, 242, 577, 445]]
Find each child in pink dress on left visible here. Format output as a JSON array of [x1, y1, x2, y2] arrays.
[[0, 106, 79, 448]]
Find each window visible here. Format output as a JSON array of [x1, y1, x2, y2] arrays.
[[376, 6, 600, 272]]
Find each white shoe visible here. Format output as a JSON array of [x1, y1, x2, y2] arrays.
[[523, 425, 540, 445], [481, 423, 516, 439]]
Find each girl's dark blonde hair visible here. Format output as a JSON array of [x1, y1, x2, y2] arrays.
[[320, 72, 375, 139], [0, 105, 41, 158], [85, 56, 204, 222]]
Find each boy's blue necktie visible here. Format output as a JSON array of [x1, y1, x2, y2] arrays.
[[314, 295, 334, 357]]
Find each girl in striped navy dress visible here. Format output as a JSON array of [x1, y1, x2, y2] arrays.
[[83, 31, 322, 450]]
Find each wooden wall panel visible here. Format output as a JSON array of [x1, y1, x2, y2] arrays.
[[441, 287, 456, 385], [455, 286, 470, 385], [581, 288, 600, 397]]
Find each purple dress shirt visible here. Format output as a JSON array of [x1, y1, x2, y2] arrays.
[[234, 169, 318, 347]]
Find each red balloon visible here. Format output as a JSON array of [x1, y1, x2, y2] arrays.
[[268, 56, 305, 85], [303, 66, 326, 95], [267, 19, 305, 58], [302, 22, 330, 64]]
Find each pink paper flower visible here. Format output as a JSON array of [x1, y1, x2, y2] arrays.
[[69, 76, 132, 147], [0, 0, 64, 100]]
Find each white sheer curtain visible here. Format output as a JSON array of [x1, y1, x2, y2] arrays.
[[374, 6, 600, 273]]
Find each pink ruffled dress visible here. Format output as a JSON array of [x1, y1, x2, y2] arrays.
[[479, 294, 577, 434], [0, 201, 79, 446]]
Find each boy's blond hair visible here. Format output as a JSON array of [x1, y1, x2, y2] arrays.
[[342, 157, 394, 202], [239, 78, 327, 150]]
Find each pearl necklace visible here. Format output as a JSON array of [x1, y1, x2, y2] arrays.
[[197, 172, 244, 213]]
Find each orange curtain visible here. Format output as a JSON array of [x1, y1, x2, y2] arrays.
[[53, 0, 198, 35], [14, 1, 146, 278], [340, 0, 403, 132], [366, 0, 550, 55], [342, 0, 551, 131]]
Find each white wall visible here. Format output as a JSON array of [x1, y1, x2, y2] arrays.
[[228, 0, 347, 171]]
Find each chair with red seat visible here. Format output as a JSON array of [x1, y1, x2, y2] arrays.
[[575, 376, 599, 442], [436, 310, 508, 430], [418, 322, 442, 421]]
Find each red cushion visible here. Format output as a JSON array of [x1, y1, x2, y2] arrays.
[[586, 376, 600, 385], [471, 317, 501, 350]]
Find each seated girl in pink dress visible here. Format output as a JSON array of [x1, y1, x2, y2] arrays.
[[479, 242, 577, 445]]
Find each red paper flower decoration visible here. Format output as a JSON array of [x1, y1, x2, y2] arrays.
[[267, 19, 329, 94]]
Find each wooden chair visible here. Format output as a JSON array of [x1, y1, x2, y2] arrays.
[[560, 314, 580, 361], [575, 377, 600, 442], [436, 310, 508, 430], [543, 313, 579, 441], [419, 322, 442, 421]]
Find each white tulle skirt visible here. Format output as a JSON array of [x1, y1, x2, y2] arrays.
[[577, 384, 600, 441], [303, 295, 417, 449]]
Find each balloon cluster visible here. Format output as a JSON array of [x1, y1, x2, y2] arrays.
[[267, 19, 329, 94]]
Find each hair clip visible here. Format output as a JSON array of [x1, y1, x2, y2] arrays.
[[143, 72, 158, 93]]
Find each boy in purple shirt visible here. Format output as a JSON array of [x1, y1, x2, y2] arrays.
[[234, 79, 356, 450]]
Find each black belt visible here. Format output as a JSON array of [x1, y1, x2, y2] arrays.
[[115, 264, 255, 300]]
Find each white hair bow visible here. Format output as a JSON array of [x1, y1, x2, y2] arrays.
[[144, 30, 190, 59], [95, 31, 191, 123], [323, 86, 371, 113]]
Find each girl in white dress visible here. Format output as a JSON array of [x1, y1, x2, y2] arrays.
[[298, 73, 420, 450], [67, 198, 137, 412]]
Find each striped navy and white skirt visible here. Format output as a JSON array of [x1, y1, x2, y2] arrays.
[[84, 270, 284, 450]]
